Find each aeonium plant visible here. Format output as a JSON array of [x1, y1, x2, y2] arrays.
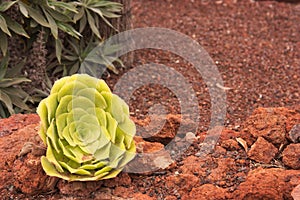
[[37, 74, 136, 181]]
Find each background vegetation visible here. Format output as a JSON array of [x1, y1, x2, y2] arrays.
[[0, 0, 128, 118]]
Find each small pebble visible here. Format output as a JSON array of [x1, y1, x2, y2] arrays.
[[288, 124, 300, 143], [185, 132, 196, 143]]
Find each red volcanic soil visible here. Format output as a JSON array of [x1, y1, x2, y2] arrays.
[[0, 108, 300, 199]]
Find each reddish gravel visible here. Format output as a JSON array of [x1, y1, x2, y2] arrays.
[[119, 0, 300, 130], [0, 107, 300, 199]]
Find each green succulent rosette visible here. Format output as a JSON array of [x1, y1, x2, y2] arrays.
[[37, 74, 136, 181]]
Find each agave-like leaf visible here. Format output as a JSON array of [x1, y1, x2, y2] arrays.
[[86, 10, 101, 39], [55, 38, 63, 63], [73, 0, 122, 37], [0, 15, 11, 36], [3, 14, 29, 38], [0, 56, 32, 118], [0, 1, 17, 12], [43, 8, 58, 39], [23, 3, 50, 28], [0, 60, 7, 81], [48, 1, 78, 13], [0, 30, 7, 56], [37, 74, 136, 181], [57, 21, 81, 39], [18, 1, 29, 17], [0, 90, 14, 115]]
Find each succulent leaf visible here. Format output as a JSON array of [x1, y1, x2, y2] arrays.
[[37, 74, 136, 181]]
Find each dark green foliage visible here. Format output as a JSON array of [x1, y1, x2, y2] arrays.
[[0, 55, 33, 118], [0, 0, 124, 118]]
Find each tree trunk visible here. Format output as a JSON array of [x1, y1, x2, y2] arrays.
[[100, 0, 134, 68]]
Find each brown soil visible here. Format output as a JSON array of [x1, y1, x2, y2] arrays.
[[0, 108, 300, 199], [1, 0, 300, 199]]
